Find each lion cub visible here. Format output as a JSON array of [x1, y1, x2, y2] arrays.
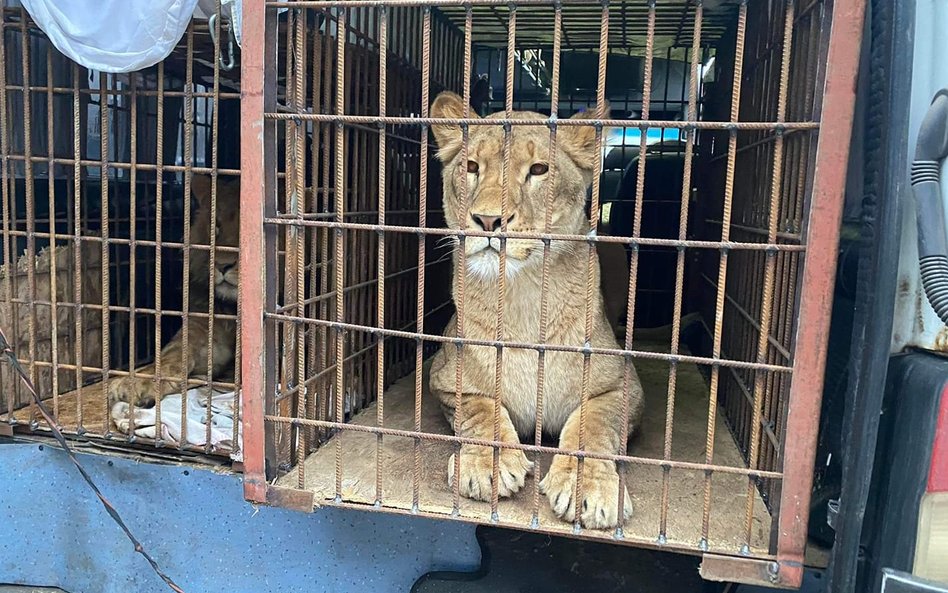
[[427, 92, 645, 529]]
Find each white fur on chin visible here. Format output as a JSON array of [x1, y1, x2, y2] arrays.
[[214, 269, 239, 303], [464, 243, 527, 281], [215, 282, 238, 303]]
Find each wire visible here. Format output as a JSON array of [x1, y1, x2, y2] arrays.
[[0, 327, 186, 593]]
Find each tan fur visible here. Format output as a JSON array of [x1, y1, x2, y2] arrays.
[[108, 175, 239, 408], [428, 92, 645, 529]]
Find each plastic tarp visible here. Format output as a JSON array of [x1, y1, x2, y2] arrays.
[[20, 0, 242, 73]]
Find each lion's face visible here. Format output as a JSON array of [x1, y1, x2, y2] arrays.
[[430, 92, 605, 280], [191, 175, 240, 304]]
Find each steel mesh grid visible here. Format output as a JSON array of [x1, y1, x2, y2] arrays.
[[236, 0, 864, 570], [0, 3, 243, 458], [695, 0, 829, 521]]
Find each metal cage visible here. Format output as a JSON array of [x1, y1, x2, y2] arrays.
[[0, 3, 243, 457], [0, 0, 864, 588], [239, 0, 863, 587]]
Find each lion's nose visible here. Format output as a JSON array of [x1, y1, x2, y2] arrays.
[[471, 213, 514, 231]]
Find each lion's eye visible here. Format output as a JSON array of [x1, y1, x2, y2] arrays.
[[467, 160, 479, 174], [529, 163, 549, 176]]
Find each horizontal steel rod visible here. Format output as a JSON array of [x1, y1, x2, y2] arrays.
[[264, 112, 819, 131], [262, 217, 807, 251], [264, 414, 784, 479], [265, 311, 794, 373]]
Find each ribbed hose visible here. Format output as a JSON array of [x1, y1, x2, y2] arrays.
[[920, 255, 948, 319], [912, 90, 948, 324]]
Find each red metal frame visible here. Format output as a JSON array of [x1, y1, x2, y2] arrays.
[[239, 0, 268, 504], [770, 0, 866, 586]]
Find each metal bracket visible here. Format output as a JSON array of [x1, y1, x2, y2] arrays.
[[266, 485, 316, 513], [700, 553, 801, 589]]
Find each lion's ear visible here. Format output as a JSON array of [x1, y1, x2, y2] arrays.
[[560, 104, 610, 174], [431, 91, 476, 162]]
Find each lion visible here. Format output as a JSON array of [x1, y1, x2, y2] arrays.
[[427, 92, 645, 529], [108, 174, 239, 409]]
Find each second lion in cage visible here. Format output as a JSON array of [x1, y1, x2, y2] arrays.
[[108, 175, 240, 409], [427, 91, 645, 529]]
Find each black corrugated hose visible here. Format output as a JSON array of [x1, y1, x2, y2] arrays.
[[913, 89, 948, 323]]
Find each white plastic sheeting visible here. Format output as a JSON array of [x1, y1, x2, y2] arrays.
[[21, 0, 200, 73], [20, 0, 245, 73], [195, 0, 242, 47]]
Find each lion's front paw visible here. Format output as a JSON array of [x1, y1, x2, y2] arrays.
[[108, 375, 158, 409], [448, 444, 534, 501], [539, 457, 632, 529]]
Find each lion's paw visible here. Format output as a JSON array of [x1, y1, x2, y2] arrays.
[[539, 457, 632, 529], [448, 444, 534, 501], [108, 375, 158, 409]]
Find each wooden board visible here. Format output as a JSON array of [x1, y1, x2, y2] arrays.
[[276, 340, 772, 555]]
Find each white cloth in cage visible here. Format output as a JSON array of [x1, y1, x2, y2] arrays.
[[21, 0, 200, 73], [111, 388, 242, 461]]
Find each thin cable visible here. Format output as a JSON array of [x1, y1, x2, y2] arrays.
[[0, 327, 185, 593]]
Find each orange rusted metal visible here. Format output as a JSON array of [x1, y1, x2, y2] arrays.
[[774, 0, 867, 585], [240, 0, 269, 503]]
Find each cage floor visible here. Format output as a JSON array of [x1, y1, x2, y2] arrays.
[[276, 338, 772, 555], [2, 381, 110, 435]]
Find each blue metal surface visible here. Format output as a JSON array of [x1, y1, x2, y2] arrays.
[[0, 442, 480, 593]]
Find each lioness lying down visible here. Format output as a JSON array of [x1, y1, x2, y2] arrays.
[[109, 175, 239, 409], [428, 92, 645, 529]]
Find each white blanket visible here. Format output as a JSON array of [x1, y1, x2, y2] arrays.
[[111, 388, 242, 461]]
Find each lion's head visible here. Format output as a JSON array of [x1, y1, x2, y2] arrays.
[[190, 174, 240, 304], [430, 91, 606, 280]]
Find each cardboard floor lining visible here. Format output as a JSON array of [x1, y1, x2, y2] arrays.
[[2, 381, 110, 435], [276, 340, 772, 555]]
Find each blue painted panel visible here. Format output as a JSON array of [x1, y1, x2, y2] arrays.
[[0, 443, 480, 593]]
